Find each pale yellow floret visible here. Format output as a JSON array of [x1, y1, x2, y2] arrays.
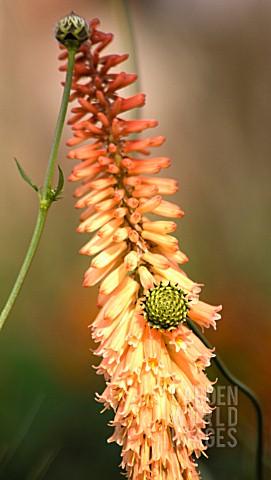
[[104, 277, 140, 320], [135, 195, 162, 214], [141, 230, 178, 249], [99, 262, 128, 294], [95, 197, 119, 211], [188, 300, 222, 329], [90, 177, 117, 190], [77, 209, 115, 232], [138, 266, 156, 290], [83, 258, 119, 286], [113, 226, 131, 242], [124, 251, 139, 271], [79, 232, 113, 256], [152, 199, 184, 218], [75, 186, 114, 208], [91, 241, 127, 268], [141, 252, 170, 269], [153, 266, 201, 295], [98, 218, 124, 238], [142, 220, 177, 234]]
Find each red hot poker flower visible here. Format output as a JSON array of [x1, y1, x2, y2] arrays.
[[59, 18, 222, 480]]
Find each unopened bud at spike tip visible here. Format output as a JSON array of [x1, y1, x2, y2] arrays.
[[55, 12, 90, 48]]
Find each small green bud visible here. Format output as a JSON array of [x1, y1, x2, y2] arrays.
[[55, 12, 90, 48], [142, 282, 190, 331]]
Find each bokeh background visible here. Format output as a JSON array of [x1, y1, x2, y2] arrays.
[[0, 0, 271, 478]]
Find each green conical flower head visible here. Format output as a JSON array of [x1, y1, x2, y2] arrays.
[[55, 12, 90, 48], [142, 282, 190, 331]]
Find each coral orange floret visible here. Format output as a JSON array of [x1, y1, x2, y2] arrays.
[[60, 17, 222, 480]]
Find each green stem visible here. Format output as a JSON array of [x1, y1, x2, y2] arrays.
[[0, 47, 76, 331], [186, 318, 264, 480], [42, 48, 76, 200]]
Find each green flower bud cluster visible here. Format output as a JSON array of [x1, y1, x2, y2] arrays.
[[55, 12, 90, 49], [142, 282, 190, 331]]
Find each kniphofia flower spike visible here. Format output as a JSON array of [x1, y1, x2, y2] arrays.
[[59, 17, 222, 479]]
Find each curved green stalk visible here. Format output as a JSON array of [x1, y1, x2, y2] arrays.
[[186, 318, 264, 480], [42, 47, 76, 201], [0, 47, 76, 331]]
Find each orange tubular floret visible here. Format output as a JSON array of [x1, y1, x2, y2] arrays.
[[142, 220, 177, 233], [91, 241, 127, 269]]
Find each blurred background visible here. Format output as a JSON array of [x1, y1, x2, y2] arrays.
[[0, 0, 271, 478]]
